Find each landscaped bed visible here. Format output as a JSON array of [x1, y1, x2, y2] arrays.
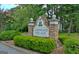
[[0, 32, 79, 54]]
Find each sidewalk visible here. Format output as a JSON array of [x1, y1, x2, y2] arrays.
[[0, 42, 24, 54]]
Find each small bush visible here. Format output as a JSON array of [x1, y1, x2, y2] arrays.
[[14, 36, 56, 53], [64, 39, 79, 54], [0, 30, 21, 40]]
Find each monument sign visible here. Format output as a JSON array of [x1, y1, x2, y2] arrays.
[[33, 17, 49, 37]]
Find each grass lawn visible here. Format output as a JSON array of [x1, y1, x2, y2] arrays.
[[59, 33, 79, 40], [59, 33, 79, 44]]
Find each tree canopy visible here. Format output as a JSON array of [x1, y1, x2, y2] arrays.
[[0, 4, 79, 33]]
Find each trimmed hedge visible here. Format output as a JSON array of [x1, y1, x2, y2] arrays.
[[64, 39, 79, 54], [14, 36, 56, 53], [0, 30, 21, 40]]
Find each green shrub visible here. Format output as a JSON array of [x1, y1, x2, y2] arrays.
[[64, 39, 79, 54], [14, 36, 56, 53], [0, 30, 21, 40]]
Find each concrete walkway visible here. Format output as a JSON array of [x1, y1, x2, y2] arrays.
[[0, 43, 26, 54]]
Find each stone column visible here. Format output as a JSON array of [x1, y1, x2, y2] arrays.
[[49, 20, 59, 40], [49, 20, 59, 47], [28, 18, 34, 36]]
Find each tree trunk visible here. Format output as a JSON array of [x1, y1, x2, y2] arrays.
[[68, 19, 72, 34]]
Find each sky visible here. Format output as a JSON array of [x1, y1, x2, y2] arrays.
[[0, 4, 18, 10]]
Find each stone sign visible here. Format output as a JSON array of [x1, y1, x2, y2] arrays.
[[33, 17, 49, 37]]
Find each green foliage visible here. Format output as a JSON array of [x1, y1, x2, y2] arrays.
[[14, 36, 56, 53], [59, 33, 79, 54], [10, 5, 45, 32], [1, 4, 79, 32], [0, 30, 21, 40], [59, 33, 69, 44], [64, 39, 79, 54], [59, 33, 79, 44]]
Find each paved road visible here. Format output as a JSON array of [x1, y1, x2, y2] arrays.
[[0, 43, 25, 54]]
